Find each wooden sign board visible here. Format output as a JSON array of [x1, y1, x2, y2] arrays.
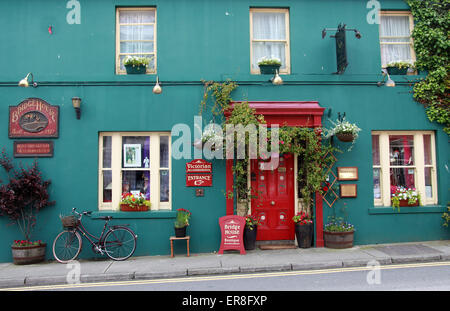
[[340, 184, 357, 198], [9, 98, 59, 138], [13, 141, 54, 157], [337, 167, 358, 181], [218, 215, 246, 255]]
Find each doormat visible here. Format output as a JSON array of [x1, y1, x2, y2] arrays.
[[259, 244, 297, 250]]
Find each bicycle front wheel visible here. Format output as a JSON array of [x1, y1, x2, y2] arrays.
[[52, 230, 82, 263], [103, 227, 137, 261]]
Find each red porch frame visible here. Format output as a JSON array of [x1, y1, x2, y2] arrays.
[[224, 101, 325, 247]]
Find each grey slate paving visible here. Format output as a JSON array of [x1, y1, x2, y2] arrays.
[[0, 240, 448, 289]]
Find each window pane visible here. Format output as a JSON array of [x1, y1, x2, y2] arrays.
[[120, 25, 154, 41], [380, 16, 410, 37], [390, 167, 415, 190], [160, 136, 169, 168], [373, 168, 381, 200], [423, 134, 432, 165], [122, 170, 150, 200], [122, 136, 150, 168], [253, 12, 286, 40], [120, 42, 154, 54], [381, 44, 412, 67], [102, 136, 112, 168], [119, 10, 155, 24], [160, 170, 169, 202], [372, 135, 380, 165], [424, 167, 433, 198], [389, 135, 414, 166], [103, 170, 112, 203]]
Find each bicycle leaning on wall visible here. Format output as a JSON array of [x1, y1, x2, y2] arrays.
[[52, 208, 137, 263]]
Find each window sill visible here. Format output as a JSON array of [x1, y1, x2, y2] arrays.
[[368, 205, 447, 215], [92, 210, 176, 219]]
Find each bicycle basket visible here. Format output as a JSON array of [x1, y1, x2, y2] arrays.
[[61, 215, 79, 228]]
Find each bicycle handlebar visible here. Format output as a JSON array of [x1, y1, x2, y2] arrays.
[[72, 207, 92, 218]]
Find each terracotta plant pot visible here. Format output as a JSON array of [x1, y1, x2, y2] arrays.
[[11, 243, 46, 265], [295, 223, 313, 248], [323, 231, 354, 249], [243, 226, 257, 250], [120, 204, 149, 212], [398, 199, 419, 207]]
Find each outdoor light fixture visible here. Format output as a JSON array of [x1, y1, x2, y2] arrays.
[[153, 76, 162, 94], [322, 26, 362, 39], [18, 73, 37, 88], [72, 97, 81, 119], [271, 70, 283, 85], [377, 71, 396, 87]]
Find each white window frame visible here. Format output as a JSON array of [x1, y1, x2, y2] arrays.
[[98, 132, 171, 211], [379, 11, 416, 68], [250, 8, 291, 75], [115, 7, 157, 74], [372, 131, 437, 207]]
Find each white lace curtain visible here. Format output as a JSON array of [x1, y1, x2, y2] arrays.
[[380, 15, 412, 67], [251, 12, 287, 70]]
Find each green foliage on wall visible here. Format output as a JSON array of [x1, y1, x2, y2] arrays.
[[407, 0, 450, 134]]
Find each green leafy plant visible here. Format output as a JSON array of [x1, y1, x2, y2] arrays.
[[199, 80, 238, 117], [123, 56, 151, 67], [407, 0, 450, 135], [324, 216, 354, 232], [257, 57, 282, 66], [443, 206, 450, 227], [175, 208, 191, 228], [323, 117, 361, 151]]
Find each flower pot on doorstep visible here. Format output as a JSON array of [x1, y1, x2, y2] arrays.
[[295, 223, 313, 248], [243, 226, 257, 250], [125, 65, 147, 74], [174, 226, 187, 237], [11, 243, 46, 265], [323, 231, 354, 249], [120, 204, 149, 212]]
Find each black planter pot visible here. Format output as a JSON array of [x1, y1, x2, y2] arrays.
[[243, 226, 257, 250], [174, 226, 187, 237], [295, 223, 313, 248]]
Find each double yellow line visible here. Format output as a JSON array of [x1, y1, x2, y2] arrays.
[[3, 261, 450, 291]]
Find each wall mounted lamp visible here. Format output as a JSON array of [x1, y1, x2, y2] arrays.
[[18, 73, 38, 88], [271, 70, 283, 85], [377, 71, 396, 87], [72, 97, 81, 119], [153, 76, 162, 94]]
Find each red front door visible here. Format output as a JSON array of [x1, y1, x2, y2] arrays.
[[250, 154, 295, 240]]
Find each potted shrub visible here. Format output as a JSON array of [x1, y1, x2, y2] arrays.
[[385, 61, 414, 75], [243, 215, 260, 250], [391, 186, 421, 211], [325, 117, 361, 150], [257, 57, 282, 74], [323, 216, 355, 249], [120, 192, 151, 211], [174, 208, 191, 237], [292, 211, 313, 248], [123, 56, 151, 74], [0, 150, 55, 264]]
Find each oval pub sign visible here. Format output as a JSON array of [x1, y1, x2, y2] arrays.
[[9, 98, 59, 138]]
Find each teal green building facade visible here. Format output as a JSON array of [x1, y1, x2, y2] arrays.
[[0, 0, 448, 263]]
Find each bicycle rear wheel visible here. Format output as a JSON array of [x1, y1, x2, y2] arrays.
[[52, 230, 82, 263], [103, 227, 137, 261]]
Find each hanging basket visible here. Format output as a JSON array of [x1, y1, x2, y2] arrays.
[[336, 132, 355, 142]]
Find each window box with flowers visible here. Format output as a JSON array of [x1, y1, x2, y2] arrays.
[[243, 215, 260, 250], [257, 57, 282, 75], [292, 211, 313, 248], [391, 186, 421, 211], [120, 192, 151, 212], [123, 56, 151, 74], [386, 61, 415, 76]]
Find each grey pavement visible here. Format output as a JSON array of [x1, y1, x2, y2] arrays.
[[0, 240, 449, 289]]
